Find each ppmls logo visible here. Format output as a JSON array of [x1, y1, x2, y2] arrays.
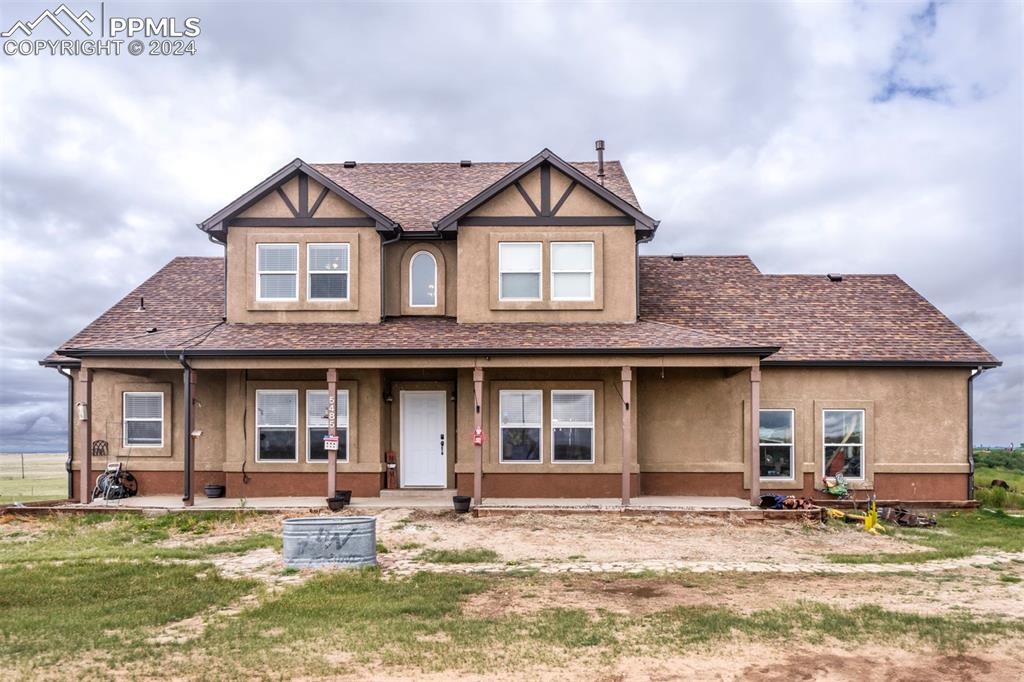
[[2, 3, 201, 57], [2, 4, 94, 38]]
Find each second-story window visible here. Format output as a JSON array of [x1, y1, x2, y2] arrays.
[[409, 251, 437, 307], [551, 242, 594, 301], [308, 243, 350, 300], [257, 243, 298, 300], [498, 242, 542, 301]]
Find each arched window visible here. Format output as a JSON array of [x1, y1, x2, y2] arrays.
[[409, 251, 437, 307]]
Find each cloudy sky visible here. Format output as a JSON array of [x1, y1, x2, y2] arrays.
[[0, 0, 1021, 451]]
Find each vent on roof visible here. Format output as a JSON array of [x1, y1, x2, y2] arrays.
[[671, 254, 685, 262], [827, 273, 843, 282], [595, 139, 606, 184], [343, 160, 357, 168], [134, 296, 145, 312], [460, 159, 472, 167]]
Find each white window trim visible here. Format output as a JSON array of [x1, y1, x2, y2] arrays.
[[255, 389, 298, 463], [822, 409, 866, 481], [498, 242, 542, 301], [305, 389, 350, 463], [306, 243, 350, 302], [498, 389, 544, 464], [409, 250, 438, 308], [123, 391, 163, 448], [550, 242, 595, 302], [256, 243, 299, 302], [550, 389, 595, 464], [758, 408, 794, 481]]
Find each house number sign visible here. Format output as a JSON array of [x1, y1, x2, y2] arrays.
[[323, 436, 339, 451]]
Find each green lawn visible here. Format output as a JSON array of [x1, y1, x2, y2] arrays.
[[0, 453, 67, 504], [829, 509, 1024, 564], [416, 546, 500, 563], [2, 511, 1022, 679]]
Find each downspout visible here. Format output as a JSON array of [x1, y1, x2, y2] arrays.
[[967, 366, 986, 501], [56, 366, 74, 499], [178, 352, 193, 505], [380, 228, 403, 322]]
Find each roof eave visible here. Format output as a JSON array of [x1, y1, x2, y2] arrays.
[[59, 345, 780, 359], [761, 359, 1002, 369]]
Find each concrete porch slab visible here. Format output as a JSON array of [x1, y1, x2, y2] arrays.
[[33, 494, 760, 514], [479, 496, 752, 510]]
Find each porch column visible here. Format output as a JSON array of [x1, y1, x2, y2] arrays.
[[749, 365, 761, 506], [326, 369, 338, 498], [621, 366, 633, 506], [77, 368, 92, 504], [473, 367, 484, 506], [183, 365, 196, 507]]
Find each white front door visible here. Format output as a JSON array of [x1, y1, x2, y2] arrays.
[[400, 391, 447, 487]]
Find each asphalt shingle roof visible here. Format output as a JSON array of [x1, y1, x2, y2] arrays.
[[45, 256, 997, 366], [639, 256, 998, 365], [312, 161, 640, 231]]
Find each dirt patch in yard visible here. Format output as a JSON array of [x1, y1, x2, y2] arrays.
[[600, 645, 1024, 682], [462, 569, 1024, 619], [377, 509, 925, 564]]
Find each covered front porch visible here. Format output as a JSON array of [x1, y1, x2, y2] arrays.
[[69, 352, 770, 507]]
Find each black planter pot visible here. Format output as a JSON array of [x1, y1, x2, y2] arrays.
[[452, 495, 472, 514], [204, 484, 225, 499], [327, 490, 352, 511]]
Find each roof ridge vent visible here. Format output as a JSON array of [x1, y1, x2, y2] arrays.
[[671, 254, 685, 261], [827, 273, 843, 282], [343, 160, 357, 168], [460, 159, 472, 167]]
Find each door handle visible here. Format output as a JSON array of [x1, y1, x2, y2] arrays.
[[440, 433, 445, 455]]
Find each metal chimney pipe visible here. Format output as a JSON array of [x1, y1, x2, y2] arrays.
[[595, 139, 605, 185]]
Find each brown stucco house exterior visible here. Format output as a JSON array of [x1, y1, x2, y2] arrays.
[[43, 146, 1000, 506]]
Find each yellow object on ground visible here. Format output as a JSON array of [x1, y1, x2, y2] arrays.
[[864, 500, 878, 532]]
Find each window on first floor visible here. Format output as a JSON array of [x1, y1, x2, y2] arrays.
[[256, 390, 298, 462], [307, 243, 350, 300], [257, 243, 298, 300], [498, 242, 542, 300], [551, 390, 595, 463], [123, 392, 163, 447], [306, 389, 349, 462], [550, 242, 594, 301], [759, 409, 794, 479], [499, 390, 542, 462], [823, 409, 865, 479]]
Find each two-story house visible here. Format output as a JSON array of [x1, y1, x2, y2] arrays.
[[43, 146, 1000, 506]]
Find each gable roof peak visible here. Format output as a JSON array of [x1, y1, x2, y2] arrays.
[[197, 157, 400, 243], [433, 147, 658, 234]]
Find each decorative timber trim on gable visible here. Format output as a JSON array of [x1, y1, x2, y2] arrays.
[[198, 158, 400, 243], [433, 148, 659, 238]]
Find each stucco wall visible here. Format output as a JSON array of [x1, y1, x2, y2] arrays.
[[454, 367, 637, 476], [70, 368, 225, 474], [226, 226, 382, 323], [383, 240, 458, 317], [221, 368, 385, 475], [636, 366, 970, 492], [455, 225, 637, 323]]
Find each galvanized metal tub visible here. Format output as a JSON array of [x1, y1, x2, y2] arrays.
[[282, 516, 377, 569]]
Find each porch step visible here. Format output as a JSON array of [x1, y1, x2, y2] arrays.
[[379, 488, 457, 500]]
